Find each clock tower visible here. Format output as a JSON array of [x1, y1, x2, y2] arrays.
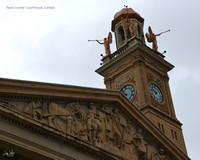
[[96, 7, 187, 154]]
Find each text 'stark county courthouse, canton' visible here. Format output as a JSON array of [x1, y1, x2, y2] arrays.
[[0, 7, 190, 160]]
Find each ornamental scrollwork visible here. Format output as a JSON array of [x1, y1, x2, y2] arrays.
[[146, 73, 163, 88], [114, 73, 135, 90]]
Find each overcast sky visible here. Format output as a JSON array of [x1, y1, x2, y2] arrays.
[[0, 0, 199, 159]]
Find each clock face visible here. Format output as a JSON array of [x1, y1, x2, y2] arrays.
[[149, 83, 163, 103], [121, 85, 135, 101]]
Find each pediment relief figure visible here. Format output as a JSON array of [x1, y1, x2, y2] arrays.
[[2, 98, 177, 160], [23, 101, 42, 120], [85, 105, 103, 144], [111, 108, 123, 148], [152, 149, 171, 160], [133, 128, 146, 160]]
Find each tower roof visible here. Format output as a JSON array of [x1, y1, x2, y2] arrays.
[[111, 8, 144, 31]]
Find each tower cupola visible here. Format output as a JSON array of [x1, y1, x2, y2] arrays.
[[111, 8, 145, 49]]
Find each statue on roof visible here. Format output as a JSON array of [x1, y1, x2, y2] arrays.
[[145, 26, 170, 52], [120, 5, 136, 39], [121, 17, 136, 39], [96, 32, 112, 56]]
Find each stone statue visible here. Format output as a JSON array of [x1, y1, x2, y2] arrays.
[[80, 106, 103, 143], [123, 120, 132, 144], [152, 148, 170, 160], [96, 32, 112, 56], [111, 108, 122, 148], [104, 114, 112, 142], [66, 115, 74, 134], [23, 101, 42, 120], [44, 102, 71, 130], [86, 105, 98, 143], [145, 26, 170, 52], [41, 102, 83, 135], [133, 128, 146, 160], [120, 120, 133, 152], [121, 17, 136, 39], [67, 103, 84, 135], [94, 111, 103, 142]]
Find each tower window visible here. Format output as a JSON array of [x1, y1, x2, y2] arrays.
[[171, 129, 178, 140], [127, 29, 131, 39], [158, 122, 161, 129], [137, 25, 141, 38], [174, 131, 178, 140], [161, 124, 165, 133], [171, 129, 174, 138], [117, 26, 125, 43], [158, 122, 165, 134]]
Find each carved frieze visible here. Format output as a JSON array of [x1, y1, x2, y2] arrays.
[[0, 97, 173, 160], [132, 93, 139, 108], [150, 97, 169, 114], [151, 149, 171, 160], [133, 128, 147, 160], [146, 73, 163, 88]]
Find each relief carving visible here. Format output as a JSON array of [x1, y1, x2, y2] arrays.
[[154, 78, 162, 87], [23, 102, 85, 135], [23, 102, 42, 120], [146, 73, 163, 88], [151, 149, 171, 160], [114, 73, 134, 90], [0, 101, 15, 109], [22, 101, 135, 152], [133, 95, 139, 108], [85, 104, 102, 144], [104, 114, 112, 142], [122, 120, 134, 153], [65, 102, 84, 135], [123, 120, 132, 145], [111, 108, 123, 148], [94, 111, 103, 142], [86, 105, 96, 143], [151, 98, 169, 114], [146, 73, 153, 82], [133, 128, 146, 160], [43, 102, 73, 132], [0, 98, 173, 160]]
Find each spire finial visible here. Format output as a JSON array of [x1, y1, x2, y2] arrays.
[[124, 5, 128, 9], [124, 5, 129, 20]]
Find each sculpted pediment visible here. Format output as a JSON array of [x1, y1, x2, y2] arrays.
[[0, 79, 189, 160]]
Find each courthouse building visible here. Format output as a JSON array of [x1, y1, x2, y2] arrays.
[[0, 8, 190, 160]]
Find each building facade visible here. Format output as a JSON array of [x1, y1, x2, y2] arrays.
[[0, 8, 189, 160]]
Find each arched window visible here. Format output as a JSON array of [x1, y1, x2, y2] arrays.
[[127, 29, 131, 39], [137, 25, 142, 38], [117, 26, 125, 43]]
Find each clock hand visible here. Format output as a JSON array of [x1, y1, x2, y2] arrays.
[[154, 90, 158, 94]]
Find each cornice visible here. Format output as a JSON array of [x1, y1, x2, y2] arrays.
[[96, 42, 174, 77], [141, 105, 181, 125]]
